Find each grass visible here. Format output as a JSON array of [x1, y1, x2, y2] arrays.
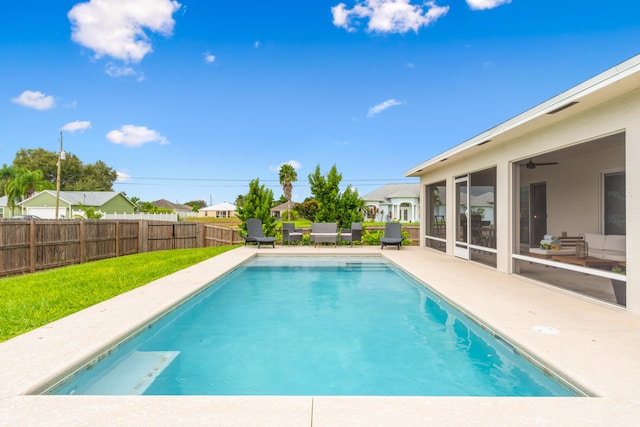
[[0, 245, 238, 343]]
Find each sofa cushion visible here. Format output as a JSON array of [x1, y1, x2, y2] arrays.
[[583, 233, 606, 251], [604, 235, 626, 252]]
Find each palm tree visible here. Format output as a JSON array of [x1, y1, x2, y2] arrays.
[[279, 163, 297, 220], [4, 167, 54, 209], [0, 164, 15, 197]]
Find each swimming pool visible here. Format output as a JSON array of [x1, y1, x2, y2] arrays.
[[47, 256, 579, 396]]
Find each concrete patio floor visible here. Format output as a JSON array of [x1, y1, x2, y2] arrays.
[[1, 245, 639, 426]]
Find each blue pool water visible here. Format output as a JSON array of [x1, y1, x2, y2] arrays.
[[50, 256, 579, 396]]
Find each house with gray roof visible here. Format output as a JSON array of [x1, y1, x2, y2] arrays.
[[16, 191, 136, 219], [361, 183, 420, 223]]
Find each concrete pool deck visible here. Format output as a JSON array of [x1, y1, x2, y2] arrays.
[[1, 245, 639, 425]]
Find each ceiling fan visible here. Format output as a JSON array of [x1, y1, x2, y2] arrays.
[[521, 158, 559, 169]]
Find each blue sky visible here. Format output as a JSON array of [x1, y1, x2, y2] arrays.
[[2, 0, 639, 206]]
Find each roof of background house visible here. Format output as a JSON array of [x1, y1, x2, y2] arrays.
[[361, 183, 420, 203], [471, 191, 495, 206], [271, 201, 292, 211], [200, 202, 236, 211], [152, 199, 192, 212], [19, 191, 128, 207]]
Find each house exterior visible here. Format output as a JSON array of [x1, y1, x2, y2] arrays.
[[199, 202, 237, 218], [270, 201, 294, 218], [361, 183, 420, 223], [405, 54, 638, 313], [17, 191, 136, 219], [151, 199, 193, 216], [0, 196, 14, 218]]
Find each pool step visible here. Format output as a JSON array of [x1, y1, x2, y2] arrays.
[[80, 351, 179, 395]]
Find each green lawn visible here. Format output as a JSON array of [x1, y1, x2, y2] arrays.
[[0, 245, 237, 343]]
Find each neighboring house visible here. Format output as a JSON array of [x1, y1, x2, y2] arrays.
[[361, 183, 420, 223], [199, 202, 237, 218], [0, 196, 14, 219], [151, 199, 194, 218], [270, 201, 292, 218], [17, 191, 136, 219], [405, 54, 638, 313]]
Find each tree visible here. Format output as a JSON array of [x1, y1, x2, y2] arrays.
[[366, 205, 379, 222], [77, 203, 104, 219], [138, 201, 173, 214], [0, 164, 16, 197], [308, 164, 342, 223], [236, 179, 276, 236], [295, 198, 319, 221], [308, 164, 364, 228], [4, 167, 54, 208], [66, 160, 117, 191], [279, 163, 297, 219], [234, 194, 245, 209], [12, 148, 117, 191], [336, 185, 365, 227], [185, 200, 207, 212]]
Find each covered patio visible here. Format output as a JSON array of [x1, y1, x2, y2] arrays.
[[406, 54, 638, 313]]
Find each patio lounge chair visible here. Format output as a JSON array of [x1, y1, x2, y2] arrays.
[[243, 218, 276, 248], [310, 222, 338, 247], [340, 222, 362, 246], [282, 223, 303, 245], [380, 222, 403, 250]]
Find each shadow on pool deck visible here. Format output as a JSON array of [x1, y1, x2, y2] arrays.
[[1, 246, 640, 426]]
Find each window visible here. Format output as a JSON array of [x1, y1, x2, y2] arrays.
[[604, 171, 625, 235]]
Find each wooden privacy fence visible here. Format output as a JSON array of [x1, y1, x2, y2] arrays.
[[0, 220, 242, 277]]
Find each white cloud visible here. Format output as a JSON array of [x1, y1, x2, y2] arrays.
[[332, 0, 449, 33], [11, 90, 55, 110], [270, 160, 302, 172], [286, 160, 302, 170], [116, 170, 131, 182], [368, 99, 403, 117], [466, 0, 511, 10], [204, 53, 216, 64], [61, 120, 91, 133], [105, 64, 138, 78], [106, 125, 169, 147], [254, 41, 261, 48], [68, 0, 182, 63]]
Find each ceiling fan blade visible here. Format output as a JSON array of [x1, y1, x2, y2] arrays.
[[519, 159, 559, 169]]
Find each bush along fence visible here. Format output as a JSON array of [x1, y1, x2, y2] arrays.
[[0, 220, 244, 277]]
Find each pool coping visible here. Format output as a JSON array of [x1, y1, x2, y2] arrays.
[[1, 246, 640, 425]]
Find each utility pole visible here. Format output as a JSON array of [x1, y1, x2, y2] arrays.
[[55, 131, 63, 219]]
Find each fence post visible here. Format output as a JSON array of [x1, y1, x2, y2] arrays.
[[198, 223, 205, 248], [115, 220, 120, 257], [29, 220, 36, 273], [139, 220, 147, 253], [79, 221, 86, 263]]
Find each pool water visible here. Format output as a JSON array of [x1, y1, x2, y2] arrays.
[[50, 256, 579, 396]]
